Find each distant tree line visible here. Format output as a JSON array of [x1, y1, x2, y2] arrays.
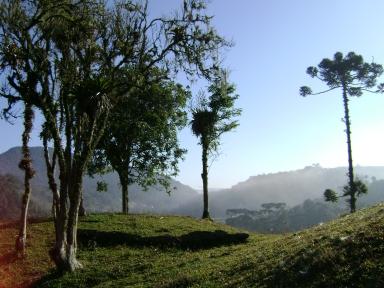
[[226, 199, 344, 233]]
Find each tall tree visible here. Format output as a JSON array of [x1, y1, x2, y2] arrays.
[[91, 68, 189, 214], [300, 51, 383, 213], [191, 70, 241, 219], [0, 0, 229, 272], [15, 101, 35, 256], [0, 0, 39, 255]]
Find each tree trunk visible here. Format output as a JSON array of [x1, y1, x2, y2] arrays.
[[119, 171, 129, 214], [50, 161, 69, 270], [50, 180, 68, 270], [342, 85, 356, 213], [50, 164, 84, 272], [79, 192, 86, 217], [201, 137, 210, 219], [65, 168, 83, 271], [15, 103, 35, 256], [42, 136, 60, 239]]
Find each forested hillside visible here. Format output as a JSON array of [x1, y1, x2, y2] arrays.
[[2, 147, 384, 227], [172, 165, 384, 219], [0, 147, 198, 219]]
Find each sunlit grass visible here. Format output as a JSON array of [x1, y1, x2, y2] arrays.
[[1, 204, 384, 287], [0, 220, 54, 288]]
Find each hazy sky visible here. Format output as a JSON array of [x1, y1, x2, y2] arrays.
[[1, 1, 384, 190]]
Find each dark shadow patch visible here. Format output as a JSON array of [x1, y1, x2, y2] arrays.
[[32, 269, 65, 287], [0, 251, 18, 265], [77, 229, 249, 251], [80, 219, 101, 223]]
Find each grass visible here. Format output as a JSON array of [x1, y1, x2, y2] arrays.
[[0, 219, 54, 288], [1, 203, 384, 287]]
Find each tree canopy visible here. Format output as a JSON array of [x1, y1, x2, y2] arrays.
[[90, 68, 190, 213]]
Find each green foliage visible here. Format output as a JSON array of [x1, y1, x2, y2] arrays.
[[96, 181, 108, 193], [299, 85, 312, 97], [226, 199, 343, 233], [355, 179, 368, 196], [191, 70, 241, 152], [324, 179, 368, 206], [324, 189, 338, 202], [90, 67, 190, 197], [302, 52, 383, 94], [300, 51, 383, 98]]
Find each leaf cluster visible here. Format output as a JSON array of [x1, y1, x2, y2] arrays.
[[300, 51, 383, 97], [90, 67, 190, 192], [191, 70, 241, 152], [324, 179, 368, 203]]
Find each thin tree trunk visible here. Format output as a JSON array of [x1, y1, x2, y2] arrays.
[[118, 171, 129, 214], [15, 103, 35, 256], [43, 135, 60, 239], [342, 85, 356, 213], [79, 191, 86, 217], [50, 165, 69, 270], [201, 138, 210, 219]]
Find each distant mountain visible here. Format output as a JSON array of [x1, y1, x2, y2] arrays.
[[0, 147, 198, 219], [171, 164, 384, 219], [2, 147, 384, 221]]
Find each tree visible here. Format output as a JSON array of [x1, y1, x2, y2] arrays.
[[1, 0, 228, 272], [90, 68, 189, 214], [300, 52, 383, 213], [191, 70, 241, 219], [0, 0, 38, 254], [15, 102, 35, 256]]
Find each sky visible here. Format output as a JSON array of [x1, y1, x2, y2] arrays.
[[1, 0, 384, 190]]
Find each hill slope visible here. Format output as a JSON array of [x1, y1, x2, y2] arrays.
[[0, 147, 198, 218], [1, 204, 384, 287], [173, 165, 384, 218], [2, 147, 384, 222]]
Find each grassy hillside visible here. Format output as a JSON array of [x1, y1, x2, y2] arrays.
[[1, 204, 384, 287]]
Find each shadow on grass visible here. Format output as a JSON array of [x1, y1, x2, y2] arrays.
[[0, 251, 18, 265], [34, 230, 248, 286], [33, 269, 66, 288], [77, 229, 249, 251]]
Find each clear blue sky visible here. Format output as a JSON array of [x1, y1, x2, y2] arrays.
[[1, 0, 384, 190]]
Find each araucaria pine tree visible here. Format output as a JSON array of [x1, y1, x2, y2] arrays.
[[300, 52, 383, 213]]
